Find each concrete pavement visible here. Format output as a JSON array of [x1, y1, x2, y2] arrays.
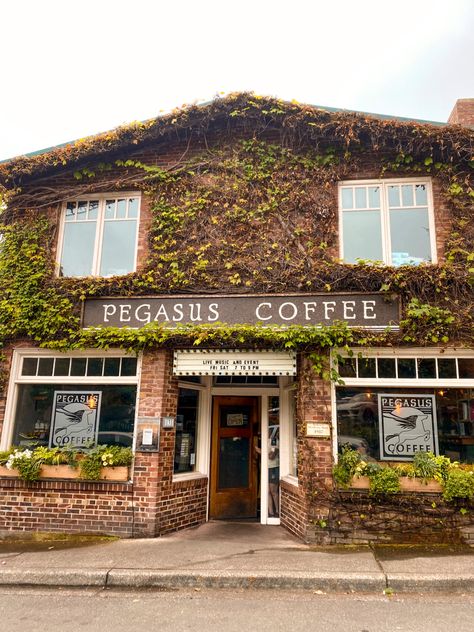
[[0, 521, 473, 593]]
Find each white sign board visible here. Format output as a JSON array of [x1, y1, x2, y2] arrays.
[[378, 394, 438, 461], [49, 391, 101, 448], [173, 350, 297, 376]]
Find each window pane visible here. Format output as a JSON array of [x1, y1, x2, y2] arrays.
[[354, 187, 367, 209], [397, 358, 416, 378], [268, 396, 280, 518], [11, 384, 136, 448], [105, 200, 115, 219], [338, 358, 357, 378], [77, 201, 88, 218], [368, 186, 380, 208], [87, 358, 103, 376], [88, 200, 99, 220], [377, 358, 396, 378], [128, 198, 139, 218], [38, 358, 54, 376], [22, 357, 38, 376], [60, 222, 97, 277], [459, 359, 474, 379], [104, 358, 120, 376], [116, 199, 127, 219], [121, 357, 137, 376], [415, 184, 428, 205], [342, 210, 383, 263], [99, 220, 137, 276], [53, 357, 70, 376], [341, 188, 353, 209], [401, 185, 414, 206], [438, 359, 457, 379], [70, 358, 87, 376], [336, 388, 379, 459], [418, 358, 436, 379], [65, 202, 76, 221], [387, 185, 400, 207], [358, 358, 376, 378], [175, 388, 199, 473], [390, 208, 432, 265]]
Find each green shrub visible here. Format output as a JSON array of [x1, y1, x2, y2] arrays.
[[442, 469, 474, 501], [333, 446, 361, 488], [79, 445, 133, 480], [369, 467, 401, 497]]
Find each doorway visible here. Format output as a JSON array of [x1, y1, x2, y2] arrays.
[[209, 396, 259, 519]]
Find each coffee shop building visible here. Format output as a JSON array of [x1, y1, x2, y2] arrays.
[[0, 94, 472, 543]]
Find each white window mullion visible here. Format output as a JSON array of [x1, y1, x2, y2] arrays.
[[381, 183, 392, 265], [92, 199, 106, 275]]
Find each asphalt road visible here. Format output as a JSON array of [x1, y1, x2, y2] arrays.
[[0, 587, 473, 632]]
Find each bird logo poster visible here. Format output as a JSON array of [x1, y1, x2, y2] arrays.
[[378, 394, 438, 461], [49, 392, 101, 449]]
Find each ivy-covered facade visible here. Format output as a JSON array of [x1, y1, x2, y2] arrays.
[[0, 94, 472, 542]]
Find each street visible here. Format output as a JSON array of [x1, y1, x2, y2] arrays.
[[0, 587, 472, 632]]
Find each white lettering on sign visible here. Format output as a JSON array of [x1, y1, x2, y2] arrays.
[[90, 294, 395, 329]]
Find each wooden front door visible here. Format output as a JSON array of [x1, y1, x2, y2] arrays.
[[210, 396, 258, 519]]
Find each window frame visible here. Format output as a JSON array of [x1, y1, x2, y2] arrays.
[[56, 191, 141, 278], [338, 178, 437, 266], [2, 349, 141, 451]]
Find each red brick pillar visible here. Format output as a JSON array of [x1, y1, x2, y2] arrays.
[[296, 353, 334, 541], [131, 349, 178, 537]]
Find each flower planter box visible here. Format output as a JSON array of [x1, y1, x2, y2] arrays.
[[347, 475, 442, 493], [0, 464, 130, 482], [399, 477, 442, 493]]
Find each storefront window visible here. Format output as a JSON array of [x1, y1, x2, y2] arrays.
[[268, 396, 280, 518], [12, 384, 136, 448], [174, 388, 199, 473], [336, 387, 474, 463]]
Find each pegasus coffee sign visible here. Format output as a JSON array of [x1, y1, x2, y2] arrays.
[[49, 391, 101, 448], [83, 293, 399, 329], [378, 394, 439, 461]]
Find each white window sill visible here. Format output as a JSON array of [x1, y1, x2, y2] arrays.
[[172, 471, 208, 483], [281, 474, 298, 488]]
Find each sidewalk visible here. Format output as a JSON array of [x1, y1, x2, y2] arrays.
[[0, 522, 473, 593]]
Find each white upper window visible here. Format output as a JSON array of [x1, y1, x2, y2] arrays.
[[58, 193, 140, 277], [339, 179, 436, 266]]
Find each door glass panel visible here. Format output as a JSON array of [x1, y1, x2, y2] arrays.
[[218, 437, 249, 489], [268, 396, 280, 518]]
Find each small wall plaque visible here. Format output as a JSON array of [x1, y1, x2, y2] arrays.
[[306, 422, 331, 438], [162, 416, 175, 429]]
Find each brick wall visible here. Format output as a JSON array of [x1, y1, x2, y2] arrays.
[[280, 481, 308, 540], [448, 99, 474, 126]]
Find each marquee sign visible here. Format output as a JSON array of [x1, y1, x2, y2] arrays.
[[173, 350, 297, 376], [82, 293, 399, 329]]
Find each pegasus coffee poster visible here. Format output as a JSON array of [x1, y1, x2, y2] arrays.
[[49, 391, 101, 448], [378, 394, 438, 461]]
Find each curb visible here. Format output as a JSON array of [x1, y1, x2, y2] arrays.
[[107, 570, 386, 592], [0, 568, 472, 593]]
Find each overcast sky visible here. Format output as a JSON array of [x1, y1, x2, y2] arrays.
[[1, 0, 473, 160]]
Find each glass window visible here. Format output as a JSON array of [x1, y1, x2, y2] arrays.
[[12, 383, 136, 449], [340, 180, 434, 266], [268, 396, 280, 518], [174, 388, 199, 474], [59, 194, 140, 277], [336, 387, 474, 464]]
